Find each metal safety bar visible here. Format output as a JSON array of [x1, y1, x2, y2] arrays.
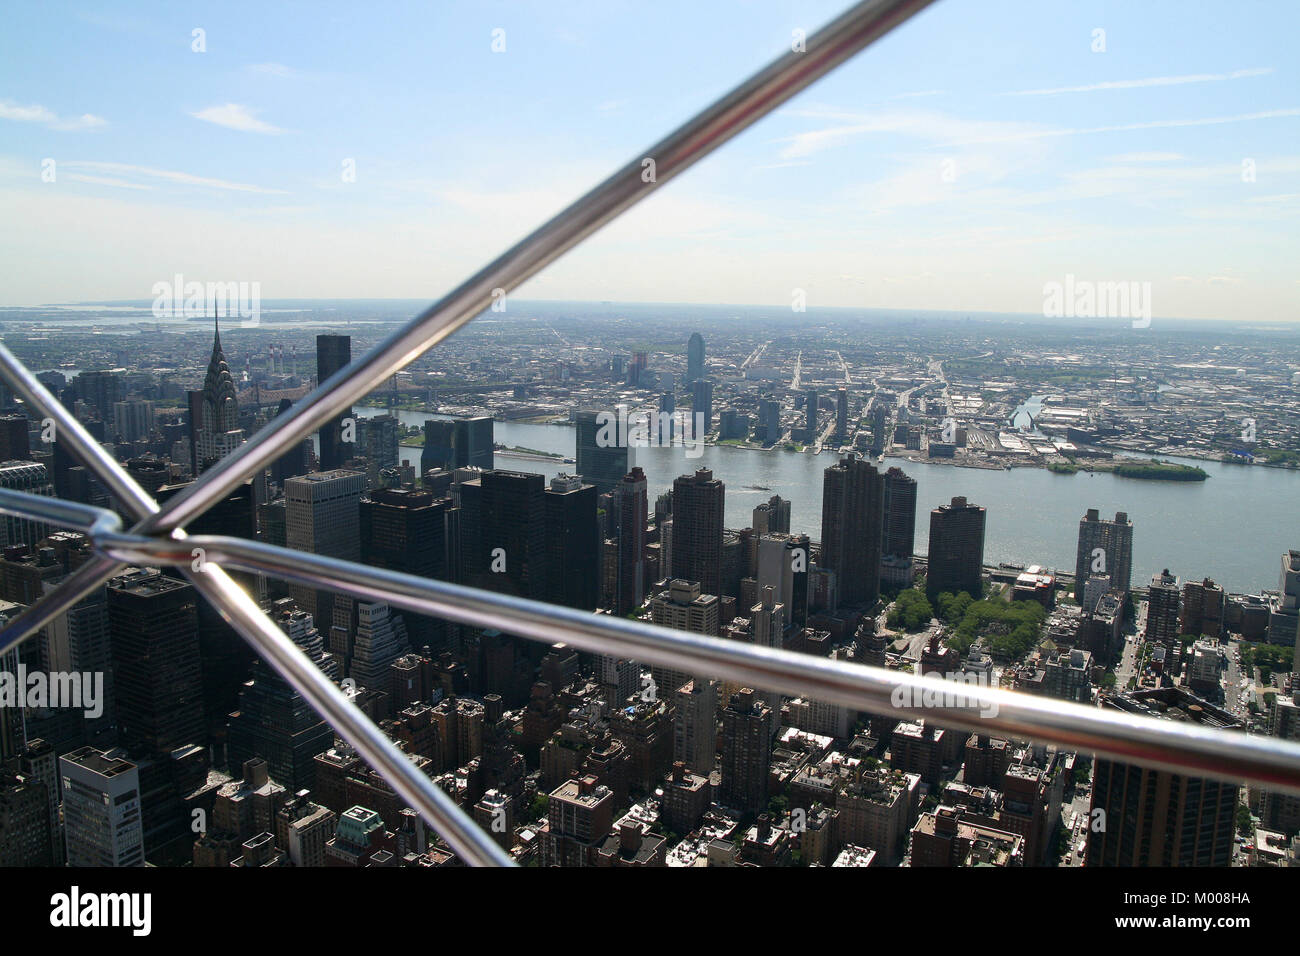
[[3, 0, 1293, 868], [3, 485, 1300, 799]]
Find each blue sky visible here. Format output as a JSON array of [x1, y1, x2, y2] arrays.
[[1, 0, 1296, 320]]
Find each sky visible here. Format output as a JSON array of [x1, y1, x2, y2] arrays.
[[1, 0, 1297, 321]]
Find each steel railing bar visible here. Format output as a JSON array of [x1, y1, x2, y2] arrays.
[[0, 555, 123, 656], [0, 369, 513, 866], [0, 341, 161, 521], [183, 561, 515, 867], [94, 528, 1300, 796], [134, 0, 939, 537]]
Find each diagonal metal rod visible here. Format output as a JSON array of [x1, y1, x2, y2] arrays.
[[93, 527, 1300, 797], [0, 359, 514, 867], [134, 0, 939, 537], [0, 341, 141, 651]]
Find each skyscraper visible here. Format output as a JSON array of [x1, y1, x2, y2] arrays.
[[195, 319, 245, 473], [1087, 687, 1241, 867], [673, 679, 717, 776], [574, 408, 629, 495], [883, 466, 917, 559], [804, 388, 819, 439], [471, 470, 547, 600], [670, 469, 724, 598], [686, 332, 705, 383], [419, 416, 494, 474], [1145, 569, 1181, 646], [544, 473, 599, 610], [820, 454, 885, 607], [285, 470, 366, 626], [316, 334, 352, 470], [719, 688, 772, 814], [835, 389, 849, 438], [226, 604, 336, 793], [752, 494, 790, 534], [689, 379, 713, 436], [611, 468, 647, 615], [60, 746, 144, 867], [0, 461, 52, 549], [107, 568, 205, 756], [360, 487, 450, 647], [926, 496, 986, 600], [1074, 509, 1133, 599]]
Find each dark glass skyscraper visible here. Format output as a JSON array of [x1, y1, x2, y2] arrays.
[[419, 416, 494, 474], [316, 334, 352, 470], [687, 332, 705, 383], [574, 408, 629, 495], [360, 487, 450, 648], [107, 568, 205, 757], [543, 474, 599, 610], [883, 466, 918, 559], [820, 454, 885, 607], [926, 496, 986, 600], [670, 468, 724, 598], [612, 467, 647, 614], [471, 470, 547, 600]]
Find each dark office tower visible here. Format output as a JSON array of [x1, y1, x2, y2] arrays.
[[719, 688, 772, 813], [758, 399, 781, 445], [156, 478, 261, 748], [543, 474, 599, 611], [0, 772, 52, 866], [611, 468, 648, 614], [926, 496, 986, 601], [271, 398, 310, 486], [285, 471, 366, 627], [107, 568, 205, 757], [804, 389, 819, 438], [70, 370, 123, 425], [226, 621, 335, 793], [419, 416, 494, 474], [835, 388, 849, 438], [356, 414, 400, 469], [1074, 509, 1133, 599], [1087, 687, 1242, 867], [883, 467, 918, 559], [671, 469, 725, 598], [473, 470, 547, 600], [360, 487, 450, 648], [820, 455, 885, 607], [1146, 569, 1181, 645], [689, 379, 713, 436], [0, 414, 29, 461], [0, 461, 52, 549], [658, 393, 675, 444], [124, 456, 170, 497], [575, 408, 630, 495], [687, 332, 705, 383], [316, 334, 352, 470], [752, 495, 790, 535]]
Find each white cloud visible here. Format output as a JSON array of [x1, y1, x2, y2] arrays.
[[1004, 67, 1273, 96], [0, 99, 107, 131], [63, 161, 287, 194], [191, 103, 284, 134], [66, 174, 151, 190]]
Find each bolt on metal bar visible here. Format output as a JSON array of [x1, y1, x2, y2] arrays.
[[136, 0, 939, 537], [0, 368, 513, 867], [90, 526, 1300, 797]]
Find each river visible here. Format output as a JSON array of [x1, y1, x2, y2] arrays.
[[352, 406, 1299, 595]]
